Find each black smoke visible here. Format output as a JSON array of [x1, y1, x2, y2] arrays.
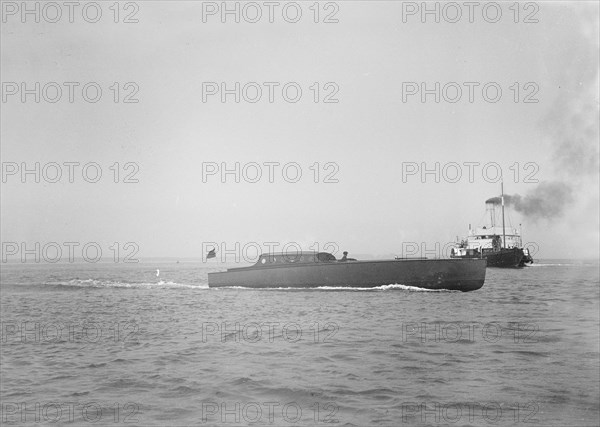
[[495, 11, 598, 221], [486, 182, 574, 219]]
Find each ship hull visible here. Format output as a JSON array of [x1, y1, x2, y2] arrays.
[[486, 248, 525, 268], [208, 259, 486, 292], [452, 248, 528, 268]]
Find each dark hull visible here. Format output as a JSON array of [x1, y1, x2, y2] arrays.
[[453, 248, 528, 268], [208, 259, 486, 292], [486, 248, 525, 268]]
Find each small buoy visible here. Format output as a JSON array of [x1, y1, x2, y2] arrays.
[[156, 269, 160, 277]]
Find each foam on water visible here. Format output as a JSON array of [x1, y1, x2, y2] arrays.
[[316, 283, 455, 292], [40, 280, 450, 292], [44, 278, 208, 289], [530, 263, 580, 267]]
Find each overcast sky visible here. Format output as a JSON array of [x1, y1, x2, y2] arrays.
[[1, 1, 598, 260]]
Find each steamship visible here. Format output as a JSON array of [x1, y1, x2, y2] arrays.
[[451, 183, 534, 268]]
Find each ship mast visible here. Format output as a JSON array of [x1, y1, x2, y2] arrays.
[[501, 181, 506, 249]]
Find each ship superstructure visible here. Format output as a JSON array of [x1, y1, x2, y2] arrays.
[[451, 183, 533, 268]]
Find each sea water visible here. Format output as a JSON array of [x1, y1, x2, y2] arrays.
[[1, 260, 598, 426]]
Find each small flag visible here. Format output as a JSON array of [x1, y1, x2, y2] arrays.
[[206, 248, 216, 259]]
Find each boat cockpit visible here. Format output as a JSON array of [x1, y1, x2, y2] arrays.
[[254, 251, 339, 267]]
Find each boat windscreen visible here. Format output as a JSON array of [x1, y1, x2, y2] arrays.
[[316, 252, 337, 262]]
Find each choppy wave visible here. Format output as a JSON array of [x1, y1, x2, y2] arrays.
[[2, 262, 599, 426], [44, 279, 208, 289]]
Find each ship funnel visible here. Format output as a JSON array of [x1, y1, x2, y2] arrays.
[[485, 196, 502, 205]]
